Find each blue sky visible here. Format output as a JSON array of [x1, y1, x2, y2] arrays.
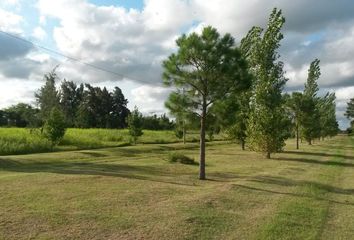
[[0, 0, 353, 129]]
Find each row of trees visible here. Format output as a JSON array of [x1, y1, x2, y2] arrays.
[[163, 8, 339, 180], [1, 71, 174, 130], [35, 70, 130, 128]]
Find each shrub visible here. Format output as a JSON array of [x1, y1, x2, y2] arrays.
[[43, 107, 67, 146], [127, 107, 143, 144], [168, 152, 197, 165]]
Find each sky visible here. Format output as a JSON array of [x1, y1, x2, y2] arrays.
[[0, 0, 353, 129]]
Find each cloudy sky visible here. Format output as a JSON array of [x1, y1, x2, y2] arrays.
[[0, 0, 353, 129]]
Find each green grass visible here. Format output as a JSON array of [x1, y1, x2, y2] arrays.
[[0, 128, 226, 155], [0, 135, 353, 239]]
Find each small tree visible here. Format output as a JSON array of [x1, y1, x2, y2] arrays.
[[127, 107, 143, 144], [43, 107, 66, 147]]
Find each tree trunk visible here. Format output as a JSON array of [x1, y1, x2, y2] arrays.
[[182, 121, 186, 145], [266, 152, 271, 159], [199, 100, 207, 180], [308, 139, 312, 145], [296, 124, 299, 150], [241, 140, 245, 150]]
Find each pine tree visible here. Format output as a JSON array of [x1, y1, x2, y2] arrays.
[[162, 26, 251, 179]]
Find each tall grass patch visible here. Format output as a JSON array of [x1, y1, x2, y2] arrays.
[[0, 128, 52, 155]]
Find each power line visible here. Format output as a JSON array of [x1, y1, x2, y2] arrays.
[[0, 30, 155, 84]]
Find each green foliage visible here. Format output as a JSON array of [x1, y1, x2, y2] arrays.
[[141, 114, 174, 130], [127, 107, 143, 144], [345, 98, 354, 131], [60, 80, 84, 127], [35, 68, 60, 122], [318, 92, 339, 137], [43, 107, 67, 146], [163, 26, 251, 179], [301, 59, 322, 144], [75, 84, 130, 128], [168, 152, 197, 165], [244, 8, 289, 158], [0, 103, 41, 127]]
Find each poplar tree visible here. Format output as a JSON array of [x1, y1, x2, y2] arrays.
[[244, 8, 289, 158], [345, 98, 354, 131], [301, 59, 321, 144]]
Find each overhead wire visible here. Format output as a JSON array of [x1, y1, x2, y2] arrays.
[[0, 30, 156, 84]]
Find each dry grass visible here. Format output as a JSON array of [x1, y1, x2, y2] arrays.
[[0, 135, 353, 239]]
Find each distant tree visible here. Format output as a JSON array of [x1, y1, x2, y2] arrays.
[[165, 90, 196, 144], [163, 26, 251, 179], [318, 92, 338, 138], [35, 69, 60, 122], [301, 59, 321, 144], [286, 92, 304, 149], [244, 8, 289, 158], [345, 98, 354, 130], [43, 107, 67, 147], [127, 107, 143, 144], [3, 103, 41, 127], [60, 80, 84, 127], [75, 84, 129, 129], [98, 87, 114, 128], [0, 110, 7, 126], [111, 87, 130, 128], [214, 91, 251, 150]]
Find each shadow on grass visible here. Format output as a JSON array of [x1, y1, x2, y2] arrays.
[[247, 175, 354, 195], [0, 158, 197, 187], [283, 150, 354, 161], [232, 183, 354, 206], [273, 156, 354, 167]]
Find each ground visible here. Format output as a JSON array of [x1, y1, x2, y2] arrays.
[[0, 135, 353, 239]]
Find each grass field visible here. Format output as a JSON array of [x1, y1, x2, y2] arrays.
[[0, 128, 224, 155], [0, 135, 353, 239]]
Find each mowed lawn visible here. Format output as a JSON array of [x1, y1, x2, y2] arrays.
[[0, 136, 353, 239]]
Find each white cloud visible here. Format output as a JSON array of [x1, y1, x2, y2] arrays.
[[32, 26, 47, 40], [335, 86, 354, 101], [0, 8, 23, 33], [0, 78, 41, 108], [131, 85, 171, 114]]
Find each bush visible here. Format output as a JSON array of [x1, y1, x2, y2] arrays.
[[127, 107, 143, 144], [168, 152, 197, 165]]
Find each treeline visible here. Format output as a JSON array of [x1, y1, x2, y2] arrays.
[[0, 70, 174, 130], [163, 8, 339, 179], [35, 70, 130, 128], [345, 97, 354, 133]]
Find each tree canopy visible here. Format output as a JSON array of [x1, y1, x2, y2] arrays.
[[163, 26, 251, 179]]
